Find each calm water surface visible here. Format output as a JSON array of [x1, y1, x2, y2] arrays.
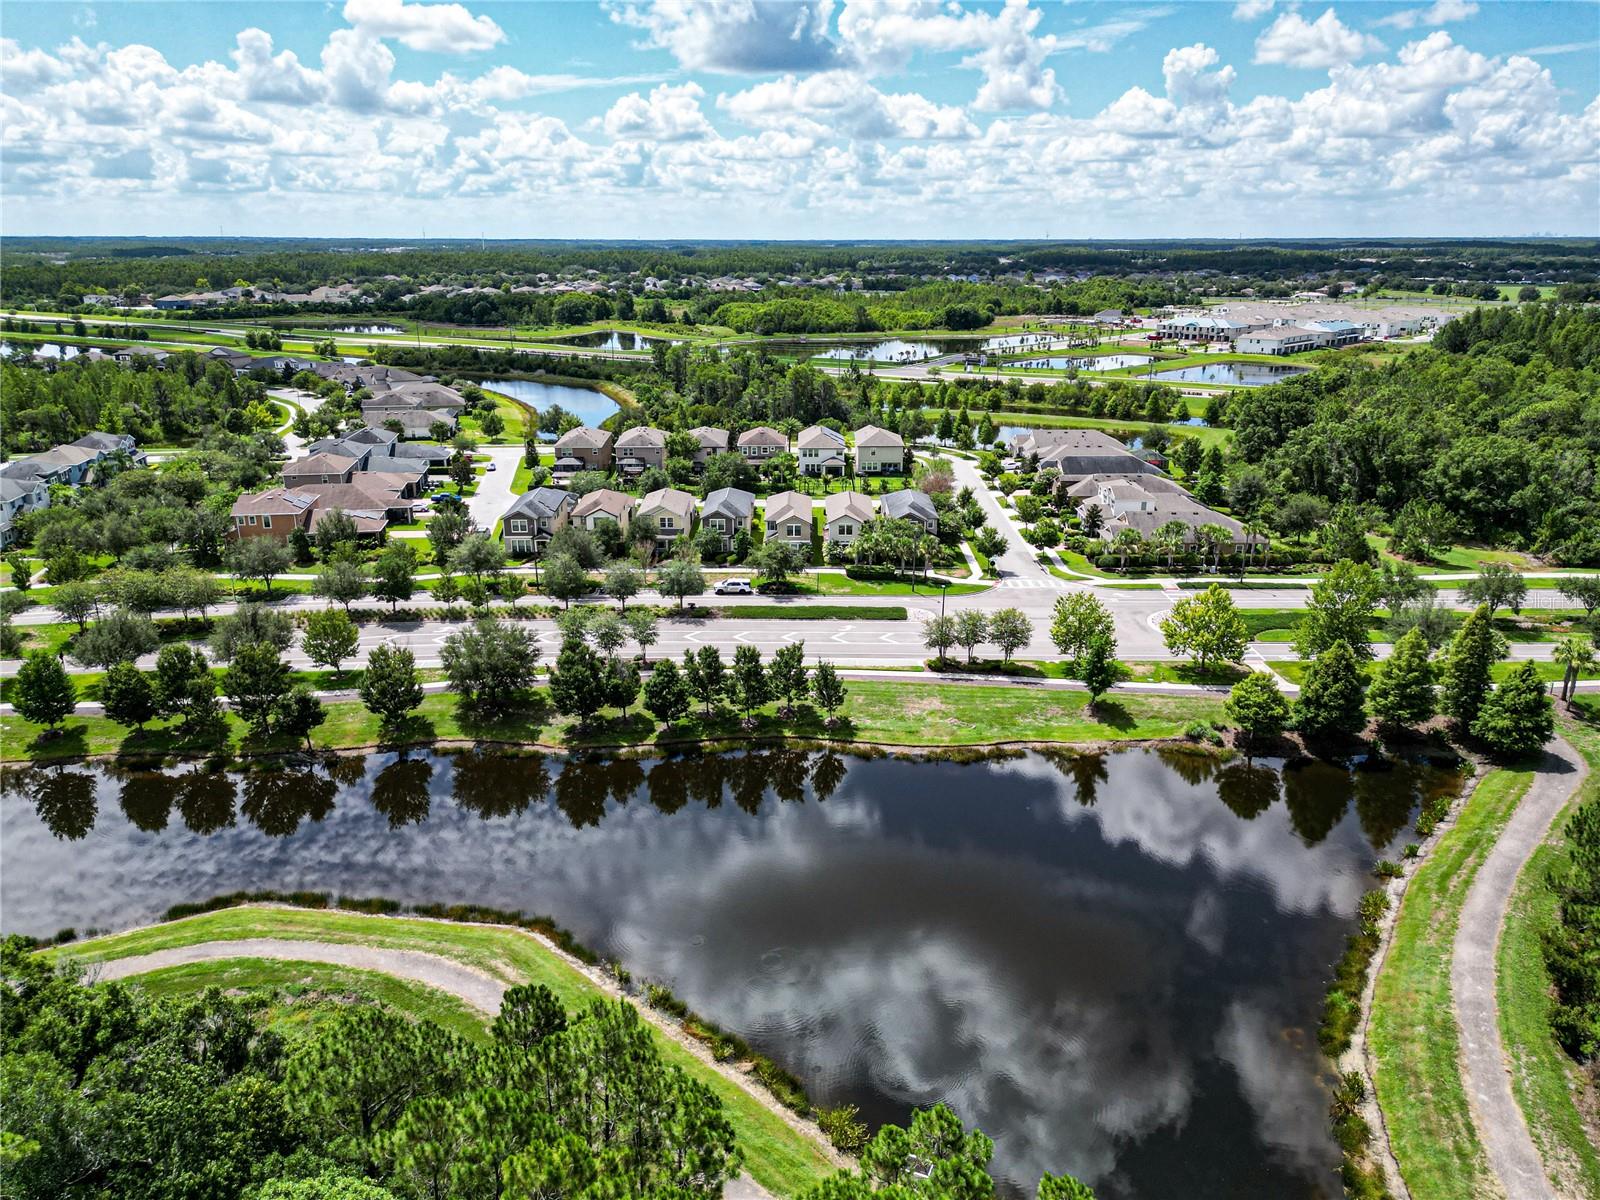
[[0, 748, 1458, 1199], [481, 378, 619, 432], [1002, 354, 1155, 371], [552, 330, 679, 351], [1147, 363, 1310, 386]]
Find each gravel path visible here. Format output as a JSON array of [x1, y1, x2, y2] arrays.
[[95, 938, 780, 1199], [1450, 736, 1587, 1200]]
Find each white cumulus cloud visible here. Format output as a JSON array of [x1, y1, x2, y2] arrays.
[[1374, 0, 1478, 31], [1255, 8, 1385, 68], [342, 0, 506, 54]]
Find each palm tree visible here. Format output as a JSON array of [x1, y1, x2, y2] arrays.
[[1553, 635, 1595, 705], [1243, 518, 1270, 568], [1197, 523, 1233, 573], [1111, 527, 1144, 570], [1153, 520, 1188, 571]]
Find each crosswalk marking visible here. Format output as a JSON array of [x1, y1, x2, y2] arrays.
[[994, 576, 1075, 589]]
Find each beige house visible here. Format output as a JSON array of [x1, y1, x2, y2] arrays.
[[764, 490, 814, 548], [823, 491, 874, 546], [853, 425, 906, 474], [281, 451, 359, 488], [570, 488, 634, 532], [637, 487, 697, 550], [614, 426, 667, 475], [736, 426, 788, 460], [554, 427, 614, 472], [797, 425, 847, 476]]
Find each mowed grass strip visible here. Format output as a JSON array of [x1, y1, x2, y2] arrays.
[[1371, 768, 1532, 1200], [1, 679, 1226, 763], [59, 906, 837, 1198], [1495, 719, 1600, 1199]]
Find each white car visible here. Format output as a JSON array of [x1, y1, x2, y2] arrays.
[[485, 462, 497, 471], [714, 578, 754, 595]]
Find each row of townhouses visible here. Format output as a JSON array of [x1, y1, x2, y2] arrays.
[[0, 432, 145, 548], [552, 423, 909, 479]]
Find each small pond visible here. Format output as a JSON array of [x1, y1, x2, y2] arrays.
[[1000, 354, 1155, 372], [1, 341, 82, 359], [1146, 363, 1311, 387], [331, 324, 405, 335], [0, 747, 1460, 1199], [480, 377, 619, 436], [807, 338, 963, 362], [552, 330, 679, 352]]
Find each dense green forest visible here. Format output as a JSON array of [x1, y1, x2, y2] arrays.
[[1, 358, 280, 454], [3, 238, 1594, 309], [0, 940, 1094, 1200], [1225, 304, 1600, 563]]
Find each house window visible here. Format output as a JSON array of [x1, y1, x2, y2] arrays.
[[839, 523, 854, 536], [247, 515, 257, 525], [786, 522, 804, 539], [235, 517, 244, 527], [709, 518, 724, 532], [510, 519, 527, 533], [263, 515, 272, 529], [659, 518, 674, 530]]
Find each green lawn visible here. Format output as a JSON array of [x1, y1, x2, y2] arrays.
[[57, 907, 837, 1198], [1, 677, 1226, 764], [130, 957, 492, 1046], [1371, 768, 1531, 1200], [1495, 714, 1600, 1199]]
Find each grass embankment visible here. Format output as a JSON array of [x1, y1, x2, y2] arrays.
[[0, 678, 1225, 763], [1370, 768, 1533, 1199], [58, 907, 836, 1197], [1495, 712, 1600, 1198]]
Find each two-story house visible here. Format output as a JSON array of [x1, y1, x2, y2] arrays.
[[823, 491, 874, 547], [500, 486, 575, 556], [553, 427, 615, 474], [637, 487, 696, 553], [853, 425, 906, 474], [763, 491, 813, 549], [701, 487, 755, 551], [614, 426, 668, 476], [796, 426, 847, 476], [688, 427, 730, 468], [570, 488, 634, 532], [736, 426, 788, 461]]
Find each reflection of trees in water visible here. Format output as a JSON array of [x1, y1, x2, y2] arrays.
[[810, 752, 847, 803], [176, 769, 236, 834], [371, 756, 434, 828], [10, 767, 99, 841], [240, 767, 336, 837], [323, 754, 369, 789], [768, 750, 812, 804], [1215, 763, 1282, 820], [450, 750, 552, 819], [113, 769, 173, 833], [1156, 747, 1222, 788], [1044, 750, 1110, 807], [1353, 758, 1423, 853], [1283, 763, 1350, 847]]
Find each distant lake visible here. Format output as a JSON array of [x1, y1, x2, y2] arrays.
[[1147, 363, 1311, 387], [551, 330, 679, 352], [482, 377, 619, 434], [0, 341, 81, 359], [332, 324, 404, 335], [807, 338, 962, 362], [1001, 354, 1156, 371]]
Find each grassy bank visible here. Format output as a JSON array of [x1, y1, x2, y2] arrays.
[[1496, 714, 1600, 1198], [1370, 768, 1532, 1199], [56, 906, 836, 1197], [0, 678, 1226, 764]]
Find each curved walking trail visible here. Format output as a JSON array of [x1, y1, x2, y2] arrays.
[[1451, 736, 1586, 1200], [93, 936, 801, 1200]]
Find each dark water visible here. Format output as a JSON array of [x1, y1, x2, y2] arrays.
[[551, 330, 678, 351], [480, 378, 619, 432], [0, 748, 1458, 1199], [1146, 363, 1310, 387]]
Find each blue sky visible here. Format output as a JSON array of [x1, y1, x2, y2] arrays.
[[3, 0, 1596, 238]]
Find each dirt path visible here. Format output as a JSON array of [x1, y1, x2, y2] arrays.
[[94, 938, 781, 1200], [1451, 736, 1587, 1200]]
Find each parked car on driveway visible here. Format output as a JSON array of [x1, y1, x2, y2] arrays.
[[714, 578, 754, 595]]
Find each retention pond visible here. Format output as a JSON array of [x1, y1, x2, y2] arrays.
[[0, 746, 1460, 1198]]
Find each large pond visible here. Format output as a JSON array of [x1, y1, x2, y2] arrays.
[[331, 323, 405, 335], [1146, 362, 1311, 387], [807, 338, 965, 362], [1, 340, 82, 359], [0, 747, 1458, 1199], [479, 377, 619, 434]]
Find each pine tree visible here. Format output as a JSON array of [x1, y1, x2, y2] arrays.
[[1366, 627, 1436, 730], [1294, 641, 1368, 737], [1441, 603, 1505, 725], [1471, 661, 1555, 757]]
